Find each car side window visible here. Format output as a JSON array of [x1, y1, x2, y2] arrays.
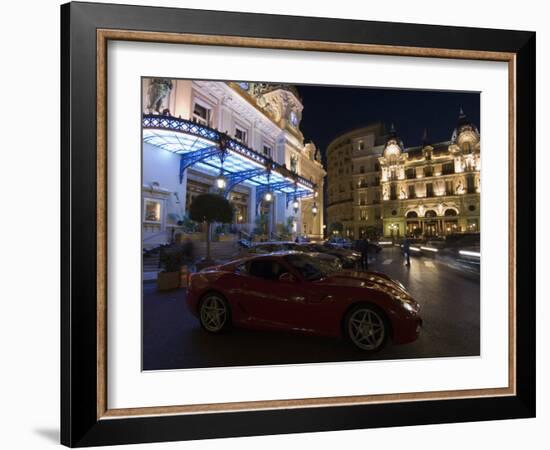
[[248, 260, 288, 281], [256, 245, 272, 254]]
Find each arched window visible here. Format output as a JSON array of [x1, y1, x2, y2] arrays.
[[425, 210, 437, 218], [406, 211, 418, 219], [444, 209, 458, 216]]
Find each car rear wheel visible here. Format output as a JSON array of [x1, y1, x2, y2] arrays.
[[345, 304, 388, 352], [199, 293, 231, 334]]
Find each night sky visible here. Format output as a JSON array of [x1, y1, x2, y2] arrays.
[[296, 85, 480, 161]]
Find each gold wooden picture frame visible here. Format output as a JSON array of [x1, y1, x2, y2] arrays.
[[61, 2, 535, 447]]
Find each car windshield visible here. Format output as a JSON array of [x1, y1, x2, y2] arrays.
[[285, 254, 327, 281]]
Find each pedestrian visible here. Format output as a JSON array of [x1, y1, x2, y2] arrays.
[[360, 237, 369, 270], [182, 237, 194, 264], [403, 237, 411, 266]]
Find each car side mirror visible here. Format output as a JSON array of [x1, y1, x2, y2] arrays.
[[279, 272, 297, 283]]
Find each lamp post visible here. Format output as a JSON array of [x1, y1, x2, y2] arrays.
[[216, 137, 228, 192], [262, 169, 273, 203]]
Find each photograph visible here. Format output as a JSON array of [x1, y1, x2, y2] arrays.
[[141, 78, 481, 371]]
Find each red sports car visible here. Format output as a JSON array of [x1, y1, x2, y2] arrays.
[[186, 252, 422, 352]]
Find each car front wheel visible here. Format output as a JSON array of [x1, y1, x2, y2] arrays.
[[345, 304, 388, 352], [199, 293, 231, 334]]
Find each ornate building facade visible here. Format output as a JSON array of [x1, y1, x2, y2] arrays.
[[326, 111, 480, 239], [142, 79, 325, 248]]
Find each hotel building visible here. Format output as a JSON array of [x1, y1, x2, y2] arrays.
[[326, 111, 480, 239]]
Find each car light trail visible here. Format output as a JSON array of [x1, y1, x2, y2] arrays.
[[409, 246, 421, 252], [420, 246, 439, 252], [378, 241, 392, 245], [459, 250, 481, 258]]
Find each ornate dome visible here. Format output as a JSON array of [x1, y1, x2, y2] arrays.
[[383, 123, 404, 158], [451, 108, 480, 146]]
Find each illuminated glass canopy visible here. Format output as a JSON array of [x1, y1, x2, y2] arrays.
[[143, 115, 315, 198]]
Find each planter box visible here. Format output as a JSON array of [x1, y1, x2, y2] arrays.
[[217, 234, 237, 242], [157, 271, 180, 291], [179, 265, 190, 288]]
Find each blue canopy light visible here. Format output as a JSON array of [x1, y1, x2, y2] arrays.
[[143, 114, 316, 197]]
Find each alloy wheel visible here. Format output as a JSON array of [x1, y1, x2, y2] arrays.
[[200, 295, 228, 333], [347, 307, 386, 351]]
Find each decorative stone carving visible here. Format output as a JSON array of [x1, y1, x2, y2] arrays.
[[290, 154, 298, 173], [147, 78, 173, 114]]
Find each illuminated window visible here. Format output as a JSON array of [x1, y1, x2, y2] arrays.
[[466, 174, 476, 193], [467, 219, 478, 230], [426, 183, 434, 198], [144, 199, 161, 223], [390, 184, 397, 200], [445, 180, 454, 195], [235, 126, 248, 144], [442, 162, 455, 175], [290, 111, 299, 127], [193, 102, 210, 126], [263, 144, 272, 157]]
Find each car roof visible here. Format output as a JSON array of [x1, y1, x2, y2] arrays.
[[223, 251, 299, 267], [251, 241, 294, 246]]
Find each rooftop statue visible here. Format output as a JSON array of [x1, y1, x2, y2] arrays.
[[147, 78, 173, 114]]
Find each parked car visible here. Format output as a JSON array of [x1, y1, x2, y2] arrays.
[[186, 252, 422, 352], [326, 237, 353, 249]]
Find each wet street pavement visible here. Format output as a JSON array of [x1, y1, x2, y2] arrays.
[[142, 247, 480, 370]]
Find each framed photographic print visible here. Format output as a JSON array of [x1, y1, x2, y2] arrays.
[[61, 1, 536, 447]]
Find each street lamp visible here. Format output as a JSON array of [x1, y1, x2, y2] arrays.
[[292, 198, 299, 213], [215, 173, 226, 190], [264, 191, 273, 202], [312, 203, 318, 216]]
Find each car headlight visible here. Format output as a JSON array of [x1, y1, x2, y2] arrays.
[[402, 302, 416, 313]]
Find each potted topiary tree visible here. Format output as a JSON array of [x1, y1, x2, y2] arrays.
[[157, 248, 184, 291], [188, 193, 233, 266]]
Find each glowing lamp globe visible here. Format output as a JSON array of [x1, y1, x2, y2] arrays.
[[215, 175, 226, 190]]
